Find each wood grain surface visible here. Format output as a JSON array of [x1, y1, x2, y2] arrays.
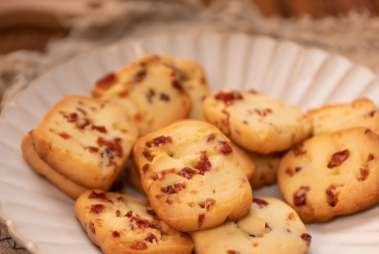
[[0, 0, 378, 55]]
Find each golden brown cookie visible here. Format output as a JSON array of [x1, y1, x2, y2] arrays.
[[75, 190, 194, 254], [191, 197, 311, 254], [133, 120, 252, 232], [278, 127, 379, 223], [203, 89, 313, 154], [32, 95, 138, 190]]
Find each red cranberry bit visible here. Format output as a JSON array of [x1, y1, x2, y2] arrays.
[[285, 168, 294, 177], [206, 133, 216, 142], [151, 224, 164, 236], [160, 93, 170, 101], [205, 198, 216, 211], [88, 146, 99, 153], [118, 90, 129, 98], [146, 208, 157, 217], [154, 168, 175, 181], [63, 112, 78, 122], [196, 151, 211, 175], [367, 153, 374, 163], [92, 125, 107, 133], [89, 221, 95, 234], [90, 204, 105, 214], [292, 143, 306, 157], [150, 136, 173, 147], [172, 78, 183, 91], [327, 149, 350, 168], [301, 233, 312, 246], [146, 89, 155, 103], [89, 191, 107, 200], [325, 184, 339, 206], [130, 241, 148, 250], [293, 186, 311, 206], [112, 231, 120, 237], [125, 211, 133, 218], [143, 151, 154, 162], [253, 198, 269, 208], [359, 168, 369, 181], [178, 167, 197, 179], [198, 214, 205, 225], [142, 163, 149, 174], [254, 108, 272, 117], [133, 69, 147, 84], [369, 110, 376, 117], [243, 120, 248, 125], [227, 251, 241, 254], [145, 233, 158, 243], [174, 181, 185, 192], [219, 141, 233, 155], [116, 210, 120, 217], [59, 132, 71, 139], [288, 212, 295, 220], [117, 197, 124, 202], [96, 73, 116, 89], [120, 128, 128, 133], [134, 113, 142, 121], [76, 107, 87, 116], [130, 216, 151, 228], [265, 223, 272, 233], [295, 167, 302, 173], [214, 91, 243, 106], [78, 118, 92, 129], [97, 137, 123, 158], [161, 182, 185, 194]]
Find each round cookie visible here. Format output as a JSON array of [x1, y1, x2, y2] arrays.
[[32, 95, 138, 190], [21, 131, 89, 200], [203, 89, 313, 154], [92, 55, 192, 135], [133, 119, 252, 232], [278, 127, 379, 223], [191, 197, 311, 254], [307, 97, 379, 136], [75, 190, 194, 254]]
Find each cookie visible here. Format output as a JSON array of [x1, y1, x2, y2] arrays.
[[191, 197, 311, 254], [32, 95, 138, 190], [129, 143, 254, 196], [307, 97, 379, 136], [75, 190, 194, 254], [203, 89, 313, 154], [21, 131, 88, 200], [247, 150, 284, 190], [133, 119, 252, 232], [92, 55, 193, 135], [278, 127, 379, 223]]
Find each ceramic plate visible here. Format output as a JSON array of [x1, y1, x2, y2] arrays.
[[1, 32, 379, 254]]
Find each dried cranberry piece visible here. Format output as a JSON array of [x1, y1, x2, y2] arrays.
[[325, 184, 339, 206], [171, 79, 183, 90], [146, 208, 157, 217], [369, 110, 376, 117], [214, 91, 243, 106], [359, 168, 369, 181], [205, 198, 216, 211], [92, 125, 107, 133], [178, 167, 197, 179], [292, 143, 306, 157], [154, 168, 175, 181], [243, 120, 248, 125], [89, 221, 95, 234], [206, 133, 216, 142], [285, 168, 293, 176], [288, 212, 295, 220], [160, 93, 170, 101], [367, 153, 374, 163], [253, 198, 269, 208], [196, 151, 211, 175], [116, 210, 120, 217], [174, 182, 185, 192], [149, 136, 173, 147], [146, 89, 155, 103], [112, 231, 120, 237], [301, 234, 312, 246], [96, 73, 116, 89], [133, 70, 147, 84], [142, 163, 149, 174], [88, 146, 99, 153], [295, 167, 302, 173], [161, 182, 185, 194], [76, 108, 87, 116], [59, 132, 71, 139], [145, 233, 158, 243], [327, 149, 350, 168], [98, 137, 123, 158], [78, 118, 92, 129], [118, 90, 129, 98], [89, 191, 107, 200], [134, 113, 142, 121], [293, 186, 310, 206], [130, 241, 148, 250], [265, 223, 272, 233], [227, 250, 241, 254], [130, 216, 151, 228], [198, 214, 205, 225], [151, 224, 164, 236], [63, 112, 78, 122], [254, 108, 272, 117], [219, 141, 233, 155], [143, 151, 154, 162], [90, 204, 105, 214], [125, 211, 133, 218]]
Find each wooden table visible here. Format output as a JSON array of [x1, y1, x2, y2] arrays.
[[0, 0, 378, 55]]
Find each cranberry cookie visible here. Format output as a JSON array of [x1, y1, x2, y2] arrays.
[[75, 190, 194, 254], [191, 197, 311, 254], [278, 127, 379, 223], [92, 55, 194, 135], [31, 95, 138, 190], [21, 131, 88, 199], [307, 98, 379, 136], [133, 120, 252, 232], [203, 89, 312, 154]]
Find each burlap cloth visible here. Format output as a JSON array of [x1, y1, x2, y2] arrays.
[[1, 0, 379, 253]]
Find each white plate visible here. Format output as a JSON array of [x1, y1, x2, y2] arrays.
[[1, 32, 379, 254]]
